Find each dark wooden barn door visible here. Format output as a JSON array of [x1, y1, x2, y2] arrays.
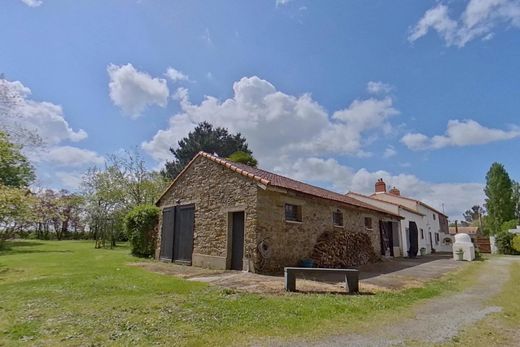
[[230, 211, 245, 270], [408, 221, 419, 258], [159, 207, 175, 261], [173, 204, 195, 264]]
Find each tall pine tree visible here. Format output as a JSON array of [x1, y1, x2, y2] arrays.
[[484, 162, 515, 234]]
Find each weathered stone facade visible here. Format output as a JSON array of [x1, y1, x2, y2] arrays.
[[255, 188, 388, 273], [156, 155, 398, 273], [156, 156, 258, 270]]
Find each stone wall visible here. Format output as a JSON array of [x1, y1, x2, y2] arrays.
[[255, 188, 390, 273], [156, 156, 258, 270]]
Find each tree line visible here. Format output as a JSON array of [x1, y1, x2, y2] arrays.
[[0, 122, 257, 252]]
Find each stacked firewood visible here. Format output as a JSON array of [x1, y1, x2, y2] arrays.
[[311, 229, 378, 268]]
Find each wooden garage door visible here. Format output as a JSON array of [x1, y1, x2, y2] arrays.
[[173, 204, 195, 264], [159, 207, 175, 261]]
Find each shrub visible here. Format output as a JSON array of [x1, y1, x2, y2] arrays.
[[124, 205, 160, 258], [227, 151, 258, 167], [512, 235, 520, 253], [495, 231, 520, 255]]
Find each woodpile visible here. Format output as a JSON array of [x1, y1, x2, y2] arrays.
[[311, 229, 378, 268]]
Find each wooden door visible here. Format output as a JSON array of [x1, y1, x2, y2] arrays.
[[230, 212, 245, 270], [173, 204, 194, 264], [159, 207, 175, 261], [408, 221, 419, 258]]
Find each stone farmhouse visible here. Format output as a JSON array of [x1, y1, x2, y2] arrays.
[[347, 179, 450, 257], [155, 152, 401, 273]]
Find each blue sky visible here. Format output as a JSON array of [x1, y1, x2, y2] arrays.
[[1, 0, 520, 219]]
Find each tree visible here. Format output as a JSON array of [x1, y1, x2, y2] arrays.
[[462, 205, 485, 227], [227, 151, 258, 167], [0, 131, 35, 188], [162, 122, 254, 179], [512, 180, 520, 222], [0, 185, 35, 247], [484, 163, 515, 234]]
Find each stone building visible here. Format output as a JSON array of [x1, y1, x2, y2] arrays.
[[155, 152, 401, 273]]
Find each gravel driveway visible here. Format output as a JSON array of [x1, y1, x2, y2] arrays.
[[283, 256, 518, 347]]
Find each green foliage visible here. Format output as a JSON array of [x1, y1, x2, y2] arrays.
[[512, 235, 520, 253], [227, 151, 258, 167], [495, 230, 520, 255], [500, 219, 518, 233], [162, 122, 253, 180], [0, 184, 35, 242], [124, 205, 160, 257], [485, 162, 515, 234], [0, 131, 35, 188], [0, 240, 484, 346]]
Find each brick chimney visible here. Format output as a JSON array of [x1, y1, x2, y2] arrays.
[[389, 187, 401, 196], [375, 178, 386, 193]]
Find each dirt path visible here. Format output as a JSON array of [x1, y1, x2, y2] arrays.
[[282, 256, 518, 347]]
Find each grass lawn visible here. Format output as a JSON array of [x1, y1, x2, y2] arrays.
[[441, 259, 520, 347], [0, 240, 480, 346]]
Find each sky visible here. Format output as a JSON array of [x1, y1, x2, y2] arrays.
[[1, 0, 520, 220]]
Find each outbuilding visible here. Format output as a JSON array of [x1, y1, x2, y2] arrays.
[[155, 152, 401, 273]]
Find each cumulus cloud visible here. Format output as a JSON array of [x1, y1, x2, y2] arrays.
[[33, 146, 105, 167], [383, 146, 397, 158], [142, 77, 398, 166], [275, 0, 294, 7], [55, 171, 84, 190], [0, 79, 87, 145], [409, 0, 520, 47], [402, 119, 520, 150], [367, 81, 393, 95], [275, 157, 483, 219], [107, 63, 169, 117], [164, 67, 190, 82], [20, 0, 42, 7]]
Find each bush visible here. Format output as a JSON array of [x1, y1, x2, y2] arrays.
[[227, 151, 258, 167], [495, 231, 520, 255], [512, 235, 520, 253], [124, 205, 160, 258]]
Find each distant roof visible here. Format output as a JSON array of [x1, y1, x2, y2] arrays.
[[449, 226, 479, 235], [157, 152, 401, 219], [370, 192, 448, 218], [347, 192, 425, 216]]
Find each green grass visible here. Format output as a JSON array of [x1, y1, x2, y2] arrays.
[[0, 240, 480, 346], [440, 258, 520, 347]]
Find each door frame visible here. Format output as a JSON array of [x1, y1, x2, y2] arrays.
[[172, 203, 195, 265], [226, 210, 246, 270]]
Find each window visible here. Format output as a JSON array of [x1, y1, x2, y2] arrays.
[[420, 228, 424, 239], [333, 210, 343, 227], [284, 204, 302, 222], [433, 214, 436, 220], [435, 233, 440, 245], [364, 217, 373, 230]]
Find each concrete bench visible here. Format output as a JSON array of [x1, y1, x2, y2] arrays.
[[284, 267, 359, 294]]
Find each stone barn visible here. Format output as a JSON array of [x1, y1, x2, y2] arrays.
[[155, 152, 401, 273]]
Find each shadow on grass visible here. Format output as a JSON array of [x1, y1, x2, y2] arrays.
[[0, 249, 73, 256], [293, 290, 375, 296], [4, 241, 45, 247]]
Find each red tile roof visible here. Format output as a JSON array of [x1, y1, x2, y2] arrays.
[[157, 152, 401, 218]]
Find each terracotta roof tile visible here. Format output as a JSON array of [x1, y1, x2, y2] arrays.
[[173, 152, 401, 218]]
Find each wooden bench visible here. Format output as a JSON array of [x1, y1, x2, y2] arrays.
[[284, 267, 359, 294]]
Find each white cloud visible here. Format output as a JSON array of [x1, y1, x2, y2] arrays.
[[367, 81, 393, 95], [409, 0, 520, 47], [107, 63, 169, 117], [276, 157, 484, 219], [55, 171, 84, 190], [20, 0, 42, 7], [142, 77, 398, 166], [383, 146, 397, 158], [276, 0, 294, 7], [34, 146, 104, 167], [164, 67, 190, 82], [0, 79, 87, 145], [402, 119, 520, 150]]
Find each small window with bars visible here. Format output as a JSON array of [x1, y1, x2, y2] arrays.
[[333, 210, 343, 227], [284, 204, 302, 222]]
